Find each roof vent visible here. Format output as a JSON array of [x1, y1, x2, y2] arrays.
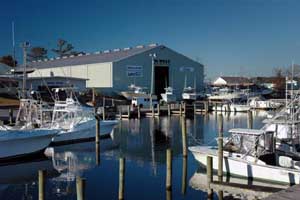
[[103, 50, 110, 53], [149, 43, 158, 47], [113, 48, 120, 52], [124, 47, 131, 51], [136, 45, 144, 48]]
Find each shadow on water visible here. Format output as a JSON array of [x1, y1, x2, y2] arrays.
[[0, 111, 274, 200]]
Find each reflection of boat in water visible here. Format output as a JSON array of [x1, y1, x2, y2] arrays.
[[0, 157, 58, 199], [189, 167, 287, 199], [45, 138, 119, 182]]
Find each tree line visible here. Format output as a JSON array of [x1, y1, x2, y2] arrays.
[[0, 39, 84, 67]]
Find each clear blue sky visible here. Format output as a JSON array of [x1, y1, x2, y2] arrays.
[[1, 0, 300, 79]]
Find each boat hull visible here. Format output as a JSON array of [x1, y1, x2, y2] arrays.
[[52, 119, 119, 143], [189, 146, 300, 184], [0, 129, 57, 159]]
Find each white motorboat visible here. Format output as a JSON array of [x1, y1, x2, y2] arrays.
[[182, 86, 198, 101], [120, 84, 148, 100], [248, 97, 283, 110], [189, 128, 300, 184], [50, 88, 119, 144], [0, 128, 57, 160], [212, 100, 251, 112], [161, 87, 176, 103]]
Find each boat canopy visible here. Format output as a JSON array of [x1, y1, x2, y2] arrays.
[[229, 128, 265, 136]]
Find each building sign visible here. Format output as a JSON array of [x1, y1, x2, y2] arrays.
[[127, 65, 143, 77], [180, 66, 194, 72]]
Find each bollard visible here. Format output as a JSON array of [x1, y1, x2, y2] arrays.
[[76, 176, 86, 200], [95, 117, 100, 143], [218, 114, 223, 182], [127, 105, 131, 118], [181, 156, 187, 195], [247, 110, 253, 129], [166, 149, 172, 190], [137, 105, 141, 119], [38, 170, 45, 200], [207, 156, 213, 198], [181, 117, 187, 157], [9, 108, 13, 124], [118, 158, 125, 200], [168, 104, 171, 116]]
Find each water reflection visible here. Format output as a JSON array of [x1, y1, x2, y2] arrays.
[[0, 111, 272, 200]]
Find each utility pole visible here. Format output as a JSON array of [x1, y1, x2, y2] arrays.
[[149, 53, 156, 107], [21, 42, 30, 98]]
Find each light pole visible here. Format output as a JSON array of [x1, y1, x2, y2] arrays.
[[21, 41, 30, 98], [149, 53, 156, 107]]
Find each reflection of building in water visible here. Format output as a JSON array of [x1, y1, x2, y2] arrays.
[[113, 117, 185, 174]]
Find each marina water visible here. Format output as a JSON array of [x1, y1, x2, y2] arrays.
[[0, 111, 268, 199]]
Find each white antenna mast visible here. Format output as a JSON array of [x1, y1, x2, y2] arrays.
[[12, 21, 16, 67]]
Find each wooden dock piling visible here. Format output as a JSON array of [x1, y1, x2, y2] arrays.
[[181, 117, 188, 157], [151, 105, 155, 117], [9, 108, 13, 124], [38, 170, 45, 200], [96, 142, 100, 166], [76, 176, 86, 200], [95, 117, 100, 143], [168, 104, 171, 116], [179, 103, 182, 116], [218, 114, 223, 181], [181, 156, 187, 195], [157, 104, 160, 116], [247, 110, 253, 129], [193, 103, 197, 115], [166, 149, 172, 191], [207, 156, 213, 198], [127, 105, 131, 118], [118, 157, 125, 200], [137, 105, 141, 119]]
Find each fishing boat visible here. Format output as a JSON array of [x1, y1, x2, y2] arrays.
[[161, 87, 176, 103], [0, 128, 57, 160], [248, 96, 283, 110], [189, 128, 300, 184], [120, 84, 147, 100], [50, 88, 119, 144]]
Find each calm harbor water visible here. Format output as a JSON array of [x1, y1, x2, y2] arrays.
[[0, 111, 269, 200]]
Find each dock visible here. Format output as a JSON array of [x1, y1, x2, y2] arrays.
[[263, 184, 300, 200]]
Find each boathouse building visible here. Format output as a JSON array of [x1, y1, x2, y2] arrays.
[[26, 44, 204, 98]]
